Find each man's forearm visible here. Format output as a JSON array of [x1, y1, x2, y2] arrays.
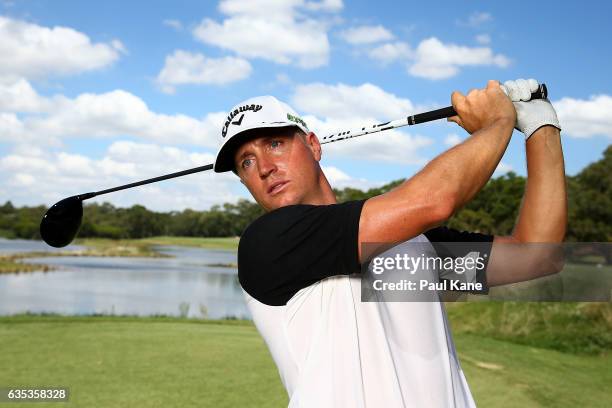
[[419, 118, 515, 214], [357, 82, 516, 250], [512, 126, 567, 242]]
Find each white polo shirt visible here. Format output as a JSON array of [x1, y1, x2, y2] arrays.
[[238, 200, 492, 407]]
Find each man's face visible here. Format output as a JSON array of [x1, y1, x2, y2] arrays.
[[233, 127, 322, 212]]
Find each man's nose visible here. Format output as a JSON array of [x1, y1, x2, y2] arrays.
[[258, 154, 276, 179]]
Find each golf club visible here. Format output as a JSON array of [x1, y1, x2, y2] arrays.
[[40, 84, 548, 247]]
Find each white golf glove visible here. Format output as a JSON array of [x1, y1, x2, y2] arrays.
[[501, 78, 561, 139]]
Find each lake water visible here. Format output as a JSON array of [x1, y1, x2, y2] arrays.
[[0, 238, 249, 319], [0, 238, 85, 254]]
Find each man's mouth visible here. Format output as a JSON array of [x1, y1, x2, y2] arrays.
[[268, 181, 289, 196]]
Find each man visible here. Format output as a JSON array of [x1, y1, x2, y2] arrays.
[[213, 79, 566, 407]]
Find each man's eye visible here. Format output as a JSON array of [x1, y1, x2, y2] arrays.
[[241, 158, 253, 169], [270, 140, 282, 148]]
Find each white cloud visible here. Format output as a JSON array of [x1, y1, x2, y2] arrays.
[[357, 34, 507, 79], [553, 94, 612, 138], [217, 0, 301, 16], [304, 0, 343, 12], [475, 34, 491, 45], [110, 39, 127, 55], [192, 0, 338, 69], [163, 19, 183, 31], [409, 37, 510, 80], [290, 82, 432, 165], [193, 18, 329, 68], [0, 77, 60, 112], [14, 173, 35, 186], [322, 165, 383, 190], [339, 25, 410, 66], [367, 41, 412, 64], [156, 50, 252, 93], [217, 0, 342, 15], [0, 78, 225, 147], [0, 15, 124, 79], [275, 73, 292, 85], [0, 142, 240, 211], [322, 165, 350, 182], [0, 112, 26, 141], [494, 161, 513, 174], [292, 82, 416, 119], [339, 25, 394, 45], [458, 12, 493, 28], [319, 122, 432, 165], [444, 133, 462, 147]]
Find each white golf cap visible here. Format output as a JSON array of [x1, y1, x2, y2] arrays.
[[214, 95, 310, 173]]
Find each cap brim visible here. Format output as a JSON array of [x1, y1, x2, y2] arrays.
[[214, 123, 304, 173]]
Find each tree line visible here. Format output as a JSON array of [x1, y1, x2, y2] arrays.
[[1, 146, 609, 244]]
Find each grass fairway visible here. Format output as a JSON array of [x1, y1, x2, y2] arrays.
[[457, 334, 612, 407], [1, 316, 610, 407], [0, 316, 287, 407]]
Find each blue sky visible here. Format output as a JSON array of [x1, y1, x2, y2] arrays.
[[1, 0, 610, 211]]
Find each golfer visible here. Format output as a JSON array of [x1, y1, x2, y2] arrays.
[[213, 79, 566, 407]]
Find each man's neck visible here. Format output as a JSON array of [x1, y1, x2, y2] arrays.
[[302, 172, 337, 206]]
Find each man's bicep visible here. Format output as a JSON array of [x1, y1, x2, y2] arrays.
[[358, 182, 452, 263]]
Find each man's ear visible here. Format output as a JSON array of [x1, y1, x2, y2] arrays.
[[305, 131, 322, 161]]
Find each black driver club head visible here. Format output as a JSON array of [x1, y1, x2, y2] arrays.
[[40, 195, 85, 248]]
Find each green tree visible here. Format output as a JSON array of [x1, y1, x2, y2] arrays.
[[567, 145, 611, 242], [334, 179, 404, 202], [122, 205, 164, 238], [450, 172, 525, 235]]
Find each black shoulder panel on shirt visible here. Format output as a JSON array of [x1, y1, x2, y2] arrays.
[[424, 226, 494, 294], [238, 200, 366, 306]]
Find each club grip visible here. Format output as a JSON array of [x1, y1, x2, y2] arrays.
[[502, 83, 548, 100], [408, 83, 548, 126]]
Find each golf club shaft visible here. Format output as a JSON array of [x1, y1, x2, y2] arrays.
[[321, 83, 547, 144], [79, 164, 214, 200], [81, 83, 547, 200]]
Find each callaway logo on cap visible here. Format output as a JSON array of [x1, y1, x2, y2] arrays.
[[214, 95, 310, 173]]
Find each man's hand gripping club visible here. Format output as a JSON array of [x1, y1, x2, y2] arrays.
[[503, 78, 562, 139], [447, 79, 516, 134]]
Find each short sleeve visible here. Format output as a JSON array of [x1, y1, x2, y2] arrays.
[[424, 226, 494, 295], [238, 200, 366, 306]]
